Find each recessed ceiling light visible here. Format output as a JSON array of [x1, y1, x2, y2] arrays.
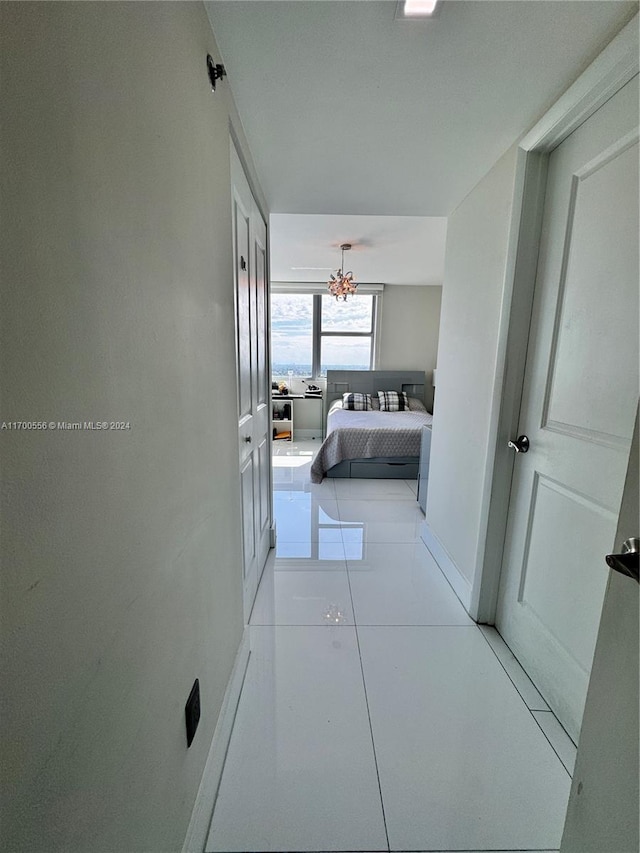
[[397, 0, 441, 19]]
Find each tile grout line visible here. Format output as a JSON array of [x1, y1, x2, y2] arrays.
[[344, 561, 392, 853], [224, 844, 559, 853], [384, 848, 559, 852], [252, 622, 480, 628], [387, 844, 561, 852], [476, 629, 573, 780], [529, 712, 575, 778]]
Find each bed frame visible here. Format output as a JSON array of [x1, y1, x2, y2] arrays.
[[323, 370, 427, 479]]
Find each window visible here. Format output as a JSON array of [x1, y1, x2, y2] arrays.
[[270, 293, 314, 377], [271, 292, 377, 379], [319, 294, 374, 376]]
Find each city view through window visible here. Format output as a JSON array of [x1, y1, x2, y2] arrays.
[[271, 293, 374, 377]]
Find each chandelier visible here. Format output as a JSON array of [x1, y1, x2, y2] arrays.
[[327, 243, 358, 301]]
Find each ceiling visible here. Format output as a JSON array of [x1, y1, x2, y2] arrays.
[[205, 1, 635, 218], [206, 1, 634, 286], [270, 214, 447, 285]]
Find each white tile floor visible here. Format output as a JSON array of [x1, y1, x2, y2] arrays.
[[206, 442, 572, 853]]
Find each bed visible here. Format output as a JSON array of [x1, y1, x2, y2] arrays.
[[310, 370, 433, 483]]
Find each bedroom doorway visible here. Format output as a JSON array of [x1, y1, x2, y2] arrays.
[[495, 75, 638, 743]]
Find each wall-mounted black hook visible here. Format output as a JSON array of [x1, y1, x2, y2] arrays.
[[207, 55, 227, 92]]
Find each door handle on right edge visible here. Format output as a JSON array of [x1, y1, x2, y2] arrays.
[[606, 538, 640, 583]]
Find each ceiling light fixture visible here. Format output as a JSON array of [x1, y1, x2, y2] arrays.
[[397, 0, 441, 18], [328, 244, 358, 301]]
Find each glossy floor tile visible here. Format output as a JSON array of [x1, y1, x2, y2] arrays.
[[273, 495, 341, 543], [338, 499, 423, 544], [273, 481, 331, 501], [273, 483, 337, 501], [346, 542, 474, 626], [358, 626, 571, 851], [206, 626, 388, 852], [250, 564, 354, 626], [272, 444, 335, 497], [333, 477, 417, 501], [271, 440, 321, 456], [206, 444, 573, 852], [273, 539, 347, 563]]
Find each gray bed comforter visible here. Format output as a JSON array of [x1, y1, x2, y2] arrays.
[[310, 407, 433, 483]]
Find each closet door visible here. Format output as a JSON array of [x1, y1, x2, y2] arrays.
[[231, 144, 271, 618]]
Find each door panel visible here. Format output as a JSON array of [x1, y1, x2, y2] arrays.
[[249, 192, 271, 602], [240, 454, 256, 581], [519, 474, 613, 670], [235, 199, 252, 428], [252, 211, 271, 552], [258, 436, 270, 537], [231, 144, 272, 618], [543, 139, 639, 446], [255, 238, 268, 408], [496, 75, 639, 741]]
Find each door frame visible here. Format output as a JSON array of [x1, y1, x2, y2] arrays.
[[471, 14, 638, 623]]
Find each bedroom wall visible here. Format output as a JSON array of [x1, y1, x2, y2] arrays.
[[0, 4, 263, 851], [424, 144, 519, 607], [377, 285, 442, 412]]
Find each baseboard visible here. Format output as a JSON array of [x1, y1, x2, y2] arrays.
[[420, 520, 473, 614], [182, 629, 251, 853]]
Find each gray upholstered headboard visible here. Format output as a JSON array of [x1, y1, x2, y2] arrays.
[[325, 370, 427, 420]]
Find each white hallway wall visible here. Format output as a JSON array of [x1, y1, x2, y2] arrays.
[[425, 145, 519, 607], [0, 4, 264, 852]]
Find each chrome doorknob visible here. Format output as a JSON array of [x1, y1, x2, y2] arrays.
[[606, 538, 640, 583], [508, 435, 530, 453]]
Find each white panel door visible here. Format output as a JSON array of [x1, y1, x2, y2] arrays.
[[252, 204, 272, 591], [496, 76, 639, 742], [231, 145, 272, 618]]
